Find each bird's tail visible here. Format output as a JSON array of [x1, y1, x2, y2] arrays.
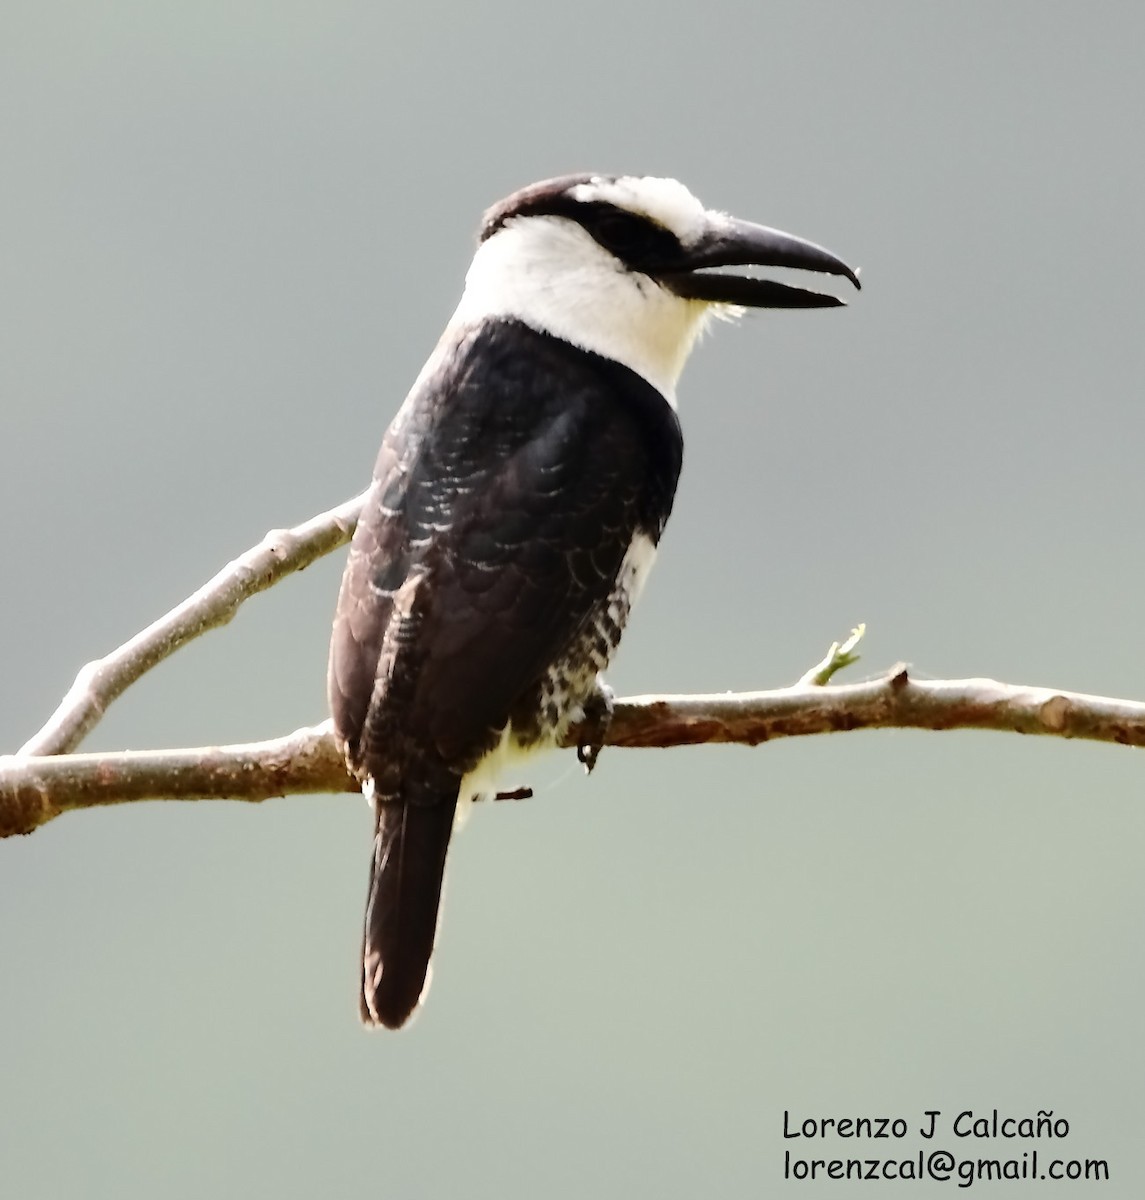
[[360, 793, 458, 1029]]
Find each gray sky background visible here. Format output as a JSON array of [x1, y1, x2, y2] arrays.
[[4, 3, 1144, 1195]]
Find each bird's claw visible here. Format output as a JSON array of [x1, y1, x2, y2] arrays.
[[576, 682, 615, 774]]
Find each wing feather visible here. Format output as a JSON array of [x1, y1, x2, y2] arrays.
[[330, 318, 682, 783]]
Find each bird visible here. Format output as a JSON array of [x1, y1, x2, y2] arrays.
[[328, 173, 860, 1028]]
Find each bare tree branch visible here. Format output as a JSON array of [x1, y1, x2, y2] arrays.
[[5, 667, 1145, 838], [1, 723, 352, 835], [18, 492, 367, 758], [9, 492, 1145, 845]]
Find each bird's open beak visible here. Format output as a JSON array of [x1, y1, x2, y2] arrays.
[[657, 217, 861, 309]]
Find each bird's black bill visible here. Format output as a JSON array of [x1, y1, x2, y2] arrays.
[[658, 272, 847, 308], [657, 216, 860, 309]]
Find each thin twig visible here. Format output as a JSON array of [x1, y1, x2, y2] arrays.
[[18, 492, 367, 758], [796, 623, 866, 686], [5, 667, 1145, 838]]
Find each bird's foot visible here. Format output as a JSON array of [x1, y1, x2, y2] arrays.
[[577, 681, 615, 774]]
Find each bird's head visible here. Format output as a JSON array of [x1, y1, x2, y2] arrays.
[[450, 173, 860, 403]]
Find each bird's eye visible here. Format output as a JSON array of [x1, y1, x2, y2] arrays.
[[595, 212, 646, 247], [588, 209, 667, 263]]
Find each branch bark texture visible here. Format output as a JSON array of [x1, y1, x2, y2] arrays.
[[5, 668, 1145, 838]]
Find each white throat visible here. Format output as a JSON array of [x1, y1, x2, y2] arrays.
[[449, 216, 715, 406]]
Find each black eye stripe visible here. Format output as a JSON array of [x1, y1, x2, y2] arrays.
[[482, 197, 683, 273], [581, 206, 678, 261]]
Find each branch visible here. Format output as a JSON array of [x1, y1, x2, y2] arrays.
[[6, 666, 1145, 837], [9, 486, 1145, 848], [18, 492, 367, 758]]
